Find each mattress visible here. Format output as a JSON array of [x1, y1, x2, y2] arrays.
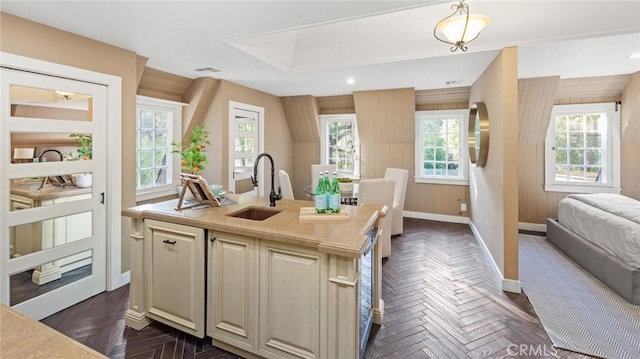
[[558, 194, 640, 269]]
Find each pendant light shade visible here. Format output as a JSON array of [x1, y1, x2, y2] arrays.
[[434, 1, 490, 52]]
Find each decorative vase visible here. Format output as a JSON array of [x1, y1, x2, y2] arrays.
[[74, 173, 92, 188]]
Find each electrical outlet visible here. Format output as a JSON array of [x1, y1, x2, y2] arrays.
[[461, 203, 467, 211]]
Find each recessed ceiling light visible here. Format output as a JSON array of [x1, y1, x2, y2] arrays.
[[346, 77, 355, 85], [629, 53, 640, 59]]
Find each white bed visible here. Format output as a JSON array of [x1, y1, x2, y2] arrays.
[[558, 193, 640, 269]]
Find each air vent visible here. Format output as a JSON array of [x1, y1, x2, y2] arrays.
[[195, 67, 221, 73], [445, 79, 463, 85]]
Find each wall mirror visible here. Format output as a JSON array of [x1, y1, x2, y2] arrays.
[[468, 102, 490, 167]]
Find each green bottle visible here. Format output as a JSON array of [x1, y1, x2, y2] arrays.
[[323, 170, 331, 211], [315, 171, 327, 213], [328, 171, 341, 213]]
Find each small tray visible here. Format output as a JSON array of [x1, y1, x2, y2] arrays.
[[298, 207, 349, 222]]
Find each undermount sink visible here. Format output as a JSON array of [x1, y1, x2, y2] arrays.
[[227, 206, 282, 221]]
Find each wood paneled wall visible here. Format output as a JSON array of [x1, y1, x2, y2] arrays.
[[518, 77, 560, 144], [621, 72, 640, 144], [181, 78, 220, 138], [280, 96, 320, 199], [137, 67, 192, 102], [518, 74, 637, 224], [11, 104, 89, 122], [555, 74, 631, 101], [621, 72, 640, 200], [354, 88, 415, 174], [316, 94, 355, 115], [518, 77, 563, 224], [135, 56, 148, 88], [415, 87, 470, 111]]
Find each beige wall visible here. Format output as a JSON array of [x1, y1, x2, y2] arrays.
[[1, 12, 138, 273], [199, 80, 293, 193], [468, 47, 519, 281]]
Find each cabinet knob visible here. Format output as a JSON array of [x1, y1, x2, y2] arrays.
[[162, 239, 177, 245], [210, 237, 216, 243]]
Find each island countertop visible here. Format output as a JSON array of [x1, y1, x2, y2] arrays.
[[1, 304, 107, 359], [122, 195, 386, 258], [10, 179, 92, 201]]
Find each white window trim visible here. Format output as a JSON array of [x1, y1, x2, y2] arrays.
[[544, 102, 621, 194], [414, 109, 469, 186], [135, 95, 187, 202], [319, 114, 360, 180]]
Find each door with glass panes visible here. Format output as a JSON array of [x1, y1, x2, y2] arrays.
[[228, 102, 264, 197], [0, 68, 107, 320]]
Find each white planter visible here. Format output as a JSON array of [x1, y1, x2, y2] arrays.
[[338, 182, 354, 193], [74, 173, 92, 188]]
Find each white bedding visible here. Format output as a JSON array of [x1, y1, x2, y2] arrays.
[[558, 195, 640, 268]]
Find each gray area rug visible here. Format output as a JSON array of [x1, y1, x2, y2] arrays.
[[519, 234, 640, 359]]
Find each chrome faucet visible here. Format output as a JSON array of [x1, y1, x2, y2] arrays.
[[251, 152, 282, 207], [38, 149, 63, 162]]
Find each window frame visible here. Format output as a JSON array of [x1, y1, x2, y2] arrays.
[[319, 114, 360, 179], [414, 109, 469, 185], [544, 102, 621, 194], [135, 95, 186, 202]]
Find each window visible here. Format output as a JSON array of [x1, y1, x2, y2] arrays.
[[415, 110, 468, 185], [320, 114, 360, 178], [545, 103, 620, 193], [136, 96, 184, 201]]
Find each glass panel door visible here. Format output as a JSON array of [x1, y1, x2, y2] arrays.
[[229, 103, 263, 196], [1, 68, 107, 320]]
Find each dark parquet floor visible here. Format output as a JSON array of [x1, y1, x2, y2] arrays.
[[40, 219, 593, 358], [10, 264, 92, 305]]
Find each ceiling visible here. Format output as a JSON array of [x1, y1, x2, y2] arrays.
[[2, 1, 639, 97]]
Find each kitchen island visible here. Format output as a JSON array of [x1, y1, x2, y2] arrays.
[[10, 179, 92, 285], [122, 195, 386, 359]]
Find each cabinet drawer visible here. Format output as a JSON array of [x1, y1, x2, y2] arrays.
[[145, 219, 204, 338]]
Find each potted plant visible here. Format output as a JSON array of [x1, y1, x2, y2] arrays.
[[172, 125, 211, 198], [171, 125, 211, 174], [64, 133, 93, 187]]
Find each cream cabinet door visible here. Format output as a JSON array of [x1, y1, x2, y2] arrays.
[[9, 195, 36, 257], [145, 219, 205, 338], [258, 241, 327, 359], [207, 231, 257, 351]]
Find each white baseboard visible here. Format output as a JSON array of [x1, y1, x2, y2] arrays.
[[519, 222, 547, 233], [469, 221, 521, 293], [403, 211, 470, 224], [502, 279, 522, 293], [113, 270, 130, 290]]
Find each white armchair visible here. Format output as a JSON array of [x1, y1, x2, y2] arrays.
[[384, 168, 409, 236], [278, 170, 294, 200], [358, 178, 395, 258]]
